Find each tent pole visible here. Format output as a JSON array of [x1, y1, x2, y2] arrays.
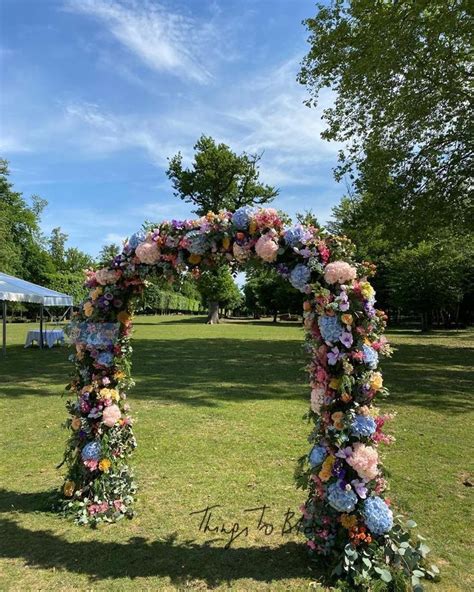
[[2, 301, 6, 356], [39, 304, 44, 349]]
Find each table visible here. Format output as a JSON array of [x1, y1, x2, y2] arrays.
[[24, 329, 65, 349]]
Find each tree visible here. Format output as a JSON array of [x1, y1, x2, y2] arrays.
[[244, 269, 303, 322], [167, 135, 278, 322], [197, 266, 241, 324], [298, 0, 473, 239], [167, 135, 278, 216], [49, 227, 68, 270], [98, 243, 120, 267], [387, 240, 467, 331]]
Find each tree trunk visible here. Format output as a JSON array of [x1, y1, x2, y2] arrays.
[[273, 309, 278, 323], [207, 300, 220, 324]]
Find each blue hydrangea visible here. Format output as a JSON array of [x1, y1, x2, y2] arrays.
[[185, 230, 209, 255], [284, 224, 311, 246], [327, 481, 358, 513], [318, 315, 343, 343], [351, 415, 377, 437], [363, 496, 393, 535], [309, 445, 327, 467], [289, 264, 311, 292], [362, 344, 379, 369], [127, 231, 146, 249], [97, 351, 114, 367], [81, 441, 102, 461], [232, 206, 257, 229]]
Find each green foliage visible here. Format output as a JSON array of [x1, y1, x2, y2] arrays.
[[140, 281, 203, 313], [0, 159, 93, 302], [299, 0, 473, 237], [166, 135, 278, 215], [97, 243, 121, 268], [197, 266, 242, 310], [244, 268, 302, 318]]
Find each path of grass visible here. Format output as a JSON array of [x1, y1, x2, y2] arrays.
[[0, 317, 472, 591]]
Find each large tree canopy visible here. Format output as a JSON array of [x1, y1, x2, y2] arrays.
[[299, 0, 473, 236], [167, 135, 278, 216]]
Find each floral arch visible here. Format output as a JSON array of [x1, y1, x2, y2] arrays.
[[59, 207, 434, 588]]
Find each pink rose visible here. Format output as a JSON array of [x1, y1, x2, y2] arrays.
[[135, 238, 161, 264], [102, 404, 121, 427], [255, 233, 279, 262], [95, 268, 121, 286]]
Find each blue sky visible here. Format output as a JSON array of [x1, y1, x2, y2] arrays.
[[1, 0, 342, 257]]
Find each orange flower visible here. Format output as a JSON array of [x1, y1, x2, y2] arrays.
[[188, 253, 202, 265], [83, 301, 94, 317], [222, 237, 231, 250], [319, 455, 335, 482], [341, 313, 353, 325], [303, 300, 312, 312], [98, 459, 111, 473], [117, 310, 131, 324], [331, 411, 345, 430], [63, 480, 75, 497], [71, 417, 82, 431], [341, 392, 352, 403]]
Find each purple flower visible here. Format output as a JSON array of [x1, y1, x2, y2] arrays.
[[340, 330, 353, 348], [328, 346, 342, 365], [336, 446, 353, 460], [351, 479, 368, 499], [337, 291, 350, 312]]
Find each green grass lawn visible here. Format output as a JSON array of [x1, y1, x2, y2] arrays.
[[0, 317, 472, 591]]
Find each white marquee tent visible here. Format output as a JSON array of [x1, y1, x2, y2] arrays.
[[0, 272, 73, 355]]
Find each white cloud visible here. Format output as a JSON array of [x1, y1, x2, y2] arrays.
[[65, 0, 215, 83]]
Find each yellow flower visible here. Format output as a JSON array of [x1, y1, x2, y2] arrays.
[[340, 514, 358, 529], [222, 237, 230, 250], [329, 377, 341, 390], [71, 417, 82, 431], [90, 287, 103, 300], [319, 455, 335, 482], [360, 281, 375, 300], [188, 253, 202, 265], [98, 459, 111, 473], [99, 387, 120, 401], [341, 313, 353, 325], [370, 372, 383, 390], [249, 220, 257, 234], [114, 370, 126, 380], [63, 480, 75, 497], [83, 301, 94, 317]]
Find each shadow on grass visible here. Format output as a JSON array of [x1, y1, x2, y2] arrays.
[[384, 343, 473, 413], [0, 488, 57, 515], [0, 511, 310, 586], [1, 324, 472, 413]]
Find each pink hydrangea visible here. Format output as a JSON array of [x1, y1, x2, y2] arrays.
[[310, 386, 325, 414], [255, 233, 279, 262], [135, 238, 161, 264], [102, 404, 121, 427], [254, 208, 281, 229], [346, 442, 379, 480], [323, 261, 357, 285]]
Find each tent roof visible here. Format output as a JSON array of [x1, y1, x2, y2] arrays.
[[0, 272, 74, 306]]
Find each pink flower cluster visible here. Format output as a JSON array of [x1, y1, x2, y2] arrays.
[[323, 260, 357, 285], [346, 442, 379, 481]]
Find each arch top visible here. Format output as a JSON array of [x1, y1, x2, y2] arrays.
[[82, 206, 364, 324]]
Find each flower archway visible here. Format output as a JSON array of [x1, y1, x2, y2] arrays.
[[59, 207, 433, 588]]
